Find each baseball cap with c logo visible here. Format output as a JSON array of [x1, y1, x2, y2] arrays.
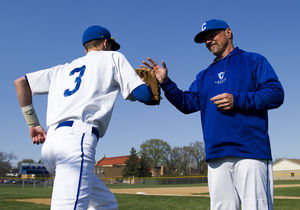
[[194, 19, 229, 43]]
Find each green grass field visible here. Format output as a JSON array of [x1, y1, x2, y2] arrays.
[[274, 180, 300, 185], [0, 182, 300, 210]]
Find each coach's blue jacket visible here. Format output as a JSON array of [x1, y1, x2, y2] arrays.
[[161, 47, 284, 161]]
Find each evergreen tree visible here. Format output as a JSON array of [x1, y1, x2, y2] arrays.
[[138, 155, 152, 177], [122, 147, 139, 178]]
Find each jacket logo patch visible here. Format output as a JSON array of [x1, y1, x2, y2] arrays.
[[218, 72, 225, 80], [215, 72, 226, 84]]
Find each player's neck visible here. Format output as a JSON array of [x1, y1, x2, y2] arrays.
[[86, 47, 104, 54], [214, 43, 234, 61]]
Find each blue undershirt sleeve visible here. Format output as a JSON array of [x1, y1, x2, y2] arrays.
[[132, 84, 153, 104]]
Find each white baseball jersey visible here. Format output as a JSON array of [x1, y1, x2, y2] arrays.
[[26, 51, 144, 138]]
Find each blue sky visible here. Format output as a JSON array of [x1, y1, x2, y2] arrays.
[[1, 0, 299, 166]]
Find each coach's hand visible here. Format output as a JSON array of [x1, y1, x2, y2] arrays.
[[142, 57, 168, 84], [210, 93, 234, 110], [30, 125, 47, 145]]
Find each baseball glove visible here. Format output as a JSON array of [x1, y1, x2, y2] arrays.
[[135, 68, 161, 105]]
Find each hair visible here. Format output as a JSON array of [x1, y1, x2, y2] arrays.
[[83, 39, 104, 51]]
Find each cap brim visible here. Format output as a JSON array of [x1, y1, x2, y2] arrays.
[[194, 30, 214, 43], [110, 40, 120, 51], [194, 28, 228, 43]]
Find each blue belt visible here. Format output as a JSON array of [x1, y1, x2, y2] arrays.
[[55, 121, 99, 139]]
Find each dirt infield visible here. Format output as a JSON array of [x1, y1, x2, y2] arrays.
[[11, 184, 300, 206], [111, 184, 300, 197], [111, 186, 209, 197], [11, 198, 51, 206], [274, 184, 300, 188]]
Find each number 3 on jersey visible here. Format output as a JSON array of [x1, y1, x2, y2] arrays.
[[64, 65, 86, 97]]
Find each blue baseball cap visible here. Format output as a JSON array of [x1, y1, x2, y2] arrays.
[[82, 25, 120, 51], [194, 19, 229, 43]]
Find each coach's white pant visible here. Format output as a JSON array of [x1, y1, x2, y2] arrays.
[[41, 121, 118, 210], [208, 157, 273, 210]]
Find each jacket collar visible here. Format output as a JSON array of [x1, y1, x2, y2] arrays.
[[211, 47, 243, 64]]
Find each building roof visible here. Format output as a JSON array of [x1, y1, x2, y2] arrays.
[[274, 158, 300, 166], [289, 159, 300, 165], [95, 156, 129, 166]]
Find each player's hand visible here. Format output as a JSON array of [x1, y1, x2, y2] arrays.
[[210, 93, 234, 110], [29, 125, 47, 145], [141, 57, 168, 84]]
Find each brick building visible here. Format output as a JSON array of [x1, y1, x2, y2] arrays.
[[94, 156, 129, 179]]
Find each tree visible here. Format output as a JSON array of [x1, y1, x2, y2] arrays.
[[178, 146, 193, 175], [0, 152, 16, 176], [138, 154, 152, 177], [122, 147, 139, 178], [164, 147, 181, 176], [140, 139, 171, 171], [189, 141, 206, 174]]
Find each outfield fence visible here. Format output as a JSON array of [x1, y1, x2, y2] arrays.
[[3, 172, 299, 188], [0, 177, 53, 188], [100, 175, 208, 185], [0, 175, 207, 187]]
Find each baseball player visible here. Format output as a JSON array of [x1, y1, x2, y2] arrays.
[[142, 19, 284, 210], [15, 25, 153, 210]]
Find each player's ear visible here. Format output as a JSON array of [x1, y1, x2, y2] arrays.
[[225, 28, 232, 39], [84, 48, 88, 54], [103, 39, 107, 48], [103, 39, 111, 51]]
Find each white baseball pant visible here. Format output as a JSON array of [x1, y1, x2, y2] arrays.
[[208, 157, 273, 210], [41, 120, 118, 210]]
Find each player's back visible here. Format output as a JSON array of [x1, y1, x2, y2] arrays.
[[27, 50, 142, 137], [46, 51, 123, 134]]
